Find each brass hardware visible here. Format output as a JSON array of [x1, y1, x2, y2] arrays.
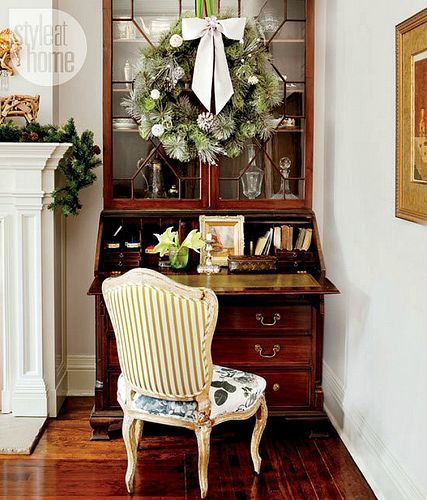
[[255, 312, 281, 326], [273, 383, 280, 392], [118, 261, 123, 267], [254, 344, 280, 358], [119, 252, 124, 258]]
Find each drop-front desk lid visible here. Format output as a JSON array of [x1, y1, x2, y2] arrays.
[[88, 271, 339, 296]]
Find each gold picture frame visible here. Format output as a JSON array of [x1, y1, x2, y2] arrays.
[[396, 8, 427, 223], [199, 215, 244, 266]]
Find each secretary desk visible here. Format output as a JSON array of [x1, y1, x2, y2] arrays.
[[88, 0, 339, 440]]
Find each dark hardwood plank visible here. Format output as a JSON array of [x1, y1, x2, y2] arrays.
[[0, 398, 375, 499], [315, 438, 376, 499]]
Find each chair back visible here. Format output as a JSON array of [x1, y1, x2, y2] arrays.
[[102, 268, 218, 401]]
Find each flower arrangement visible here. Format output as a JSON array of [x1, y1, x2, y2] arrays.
[[124, 14, 282, 165], [153, 226, 204, 270]]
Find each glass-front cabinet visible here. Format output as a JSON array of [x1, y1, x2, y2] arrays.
[[89, 0, 341, 441], [104, 0, 313, 209]]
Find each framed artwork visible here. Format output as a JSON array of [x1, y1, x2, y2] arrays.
[[396, 8, 427, 223], [199, 215, 244, 266]]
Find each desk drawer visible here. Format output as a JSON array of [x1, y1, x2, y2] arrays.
[[216, 303, 313, 333], [260, 369, 311, 408], [212, 335, 312, 367]]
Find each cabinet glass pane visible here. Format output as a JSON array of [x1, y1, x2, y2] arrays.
[[242, 0, 285, 42], [112, 84, 132, 117], [112, 26, 143, 81], [270, 22, 305, 81], [219, 0, 239, 13], [181, 0, 195, 13], [134, 1, 179, 44], [113, 131, 150, 180], [286, 82, 304, 117], [112, 129, 201, 200], [287, 0, 305, 20], [113, 0, 131, 19], [219, 127, 304, 201]]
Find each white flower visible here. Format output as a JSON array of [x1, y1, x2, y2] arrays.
[[150, 89, 160, 100], [151, 124, 165, 137], [197, 112, 215, 131], [170, 34, 183, 48], [248, 76, 259, 85]]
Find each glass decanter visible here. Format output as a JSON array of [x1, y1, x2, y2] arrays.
[[241, 145, 264, 199], [272, 157, 297, 199]]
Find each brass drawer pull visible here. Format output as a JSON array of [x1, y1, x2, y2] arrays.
[[255, 312, 281, 326], [254, 344, 280, 358], [273, 383, 280, 392]]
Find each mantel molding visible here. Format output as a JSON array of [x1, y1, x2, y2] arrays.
[[0, 143, 71, 167], [0, 143, 70, 417]]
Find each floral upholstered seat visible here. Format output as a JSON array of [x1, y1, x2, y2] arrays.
[[118, 365, 266, 423], [102, 268, 268, 499]]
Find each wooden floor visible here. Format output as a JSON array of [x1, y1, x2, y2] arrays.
[[0, 398, 375, 499]]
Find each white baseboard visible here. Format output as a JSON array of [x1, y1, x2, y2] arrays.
[[323, 362, 424, 500], [67, 355, 95, 396]]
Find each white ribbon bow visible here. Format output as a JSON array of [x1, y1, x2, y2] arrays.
[[182, 16, 246, 114]]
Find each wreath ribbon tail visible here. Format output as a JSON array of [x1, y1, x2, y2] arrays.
[[182, 17, 246, 114]]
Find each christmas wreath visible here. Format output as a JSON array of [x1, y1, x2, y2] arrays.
[[124, 11, 282, 165]]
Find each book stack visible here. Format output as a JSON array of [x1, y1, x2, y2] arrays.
[[294, 227, 313, 251], [254, 228, 273, 255], [254, 225, 313, 255]]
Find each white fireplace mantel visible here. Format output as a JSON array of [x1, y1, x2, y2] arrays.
[[0, 143, 71, 417]]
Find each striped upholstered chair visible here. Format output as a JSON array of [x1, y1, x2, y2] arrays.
[[102, 268, 268, 498]]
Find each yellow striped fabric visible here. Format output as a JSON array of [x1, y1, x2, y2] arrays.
[[103, 283, 210, 399]]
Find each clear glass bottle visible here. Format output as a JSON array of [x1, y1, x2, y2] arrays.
[[241, 144, 264, 199], [147, 158, 167, 198]]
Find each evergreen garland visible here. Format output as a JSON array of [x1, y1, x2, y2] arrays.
[[0, 118, 101, 216], [124, 14, 282, 165]]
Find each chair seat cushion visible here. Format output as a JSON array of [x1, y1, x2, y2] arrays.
[[117, 365, 266, 423]]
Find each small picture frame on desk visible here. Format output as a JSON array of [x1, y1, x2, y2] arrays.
[[396, 8, 427, 223], [199, 215, 244, 267]]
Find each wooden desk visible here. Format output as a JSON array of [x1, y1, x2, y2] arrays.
[[88, 272, 338, 440]]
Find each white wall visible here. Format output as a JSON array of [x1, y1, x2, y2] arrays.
[[0, 0, 55, 124], [315, 1, 427, 498], [57, 0, 103, 369]]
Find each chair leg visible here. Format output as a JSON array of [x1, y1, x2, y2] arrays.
[[134, 419, 144, 449], [195, 424, 212, 499], [250, 395, 268, 474], [122, 414, 139, 493]]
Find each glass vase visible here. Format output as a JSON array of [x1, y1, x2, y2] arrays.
[[168, 246, 189, 271]]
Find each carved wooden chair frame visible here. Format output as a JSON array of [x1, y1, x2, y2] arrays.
[[102, 268, 268, 498]]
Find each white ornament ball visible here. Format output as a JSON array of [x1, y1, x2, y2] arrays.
[[150, 89, 160, 100], [170, 34, 183, 48], [151, 124, 165, 137], [248, 76, 259, 85]]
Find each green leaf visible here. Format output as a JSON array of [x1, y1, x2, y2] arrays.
[[211, 381, 237, 393], [214, 389, 228, 406]]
